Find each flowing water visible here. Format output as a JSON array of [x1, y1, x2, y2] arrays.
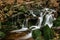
[[10, 8, 56, 40]]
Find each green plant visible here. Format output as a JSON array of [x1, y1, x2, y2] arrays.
[[32, 29, 42, 40], [0, 0, 59, 40], [0, 31, 5, 38], [43, 25, 54, 40], [53, 16, 60, 27]]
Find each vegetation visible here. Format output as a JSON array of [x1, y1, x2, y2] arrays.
[[0, 0, 60, 40]]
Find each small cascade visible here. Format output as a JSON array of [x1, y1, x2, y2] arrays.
[[10, 8, 57, 40], [38, 12, 44, 28], [43, 8, 56, 28], [10, 24, 28, 33]]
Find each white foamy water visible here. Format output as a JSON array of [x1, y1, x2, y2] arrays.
[[20, 32, 32, 39], [44, 8, 56, 28], [11, 24, 28, 33], [44, 13, 54, 28], [11, 8, 56, 40]]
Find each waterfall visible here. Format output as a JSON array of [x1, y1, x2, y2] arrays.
[[18, 9, 56, 39], [10, 8, 56, 40], [44, 13, 54, 28], [44, 8, 56, 28]]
